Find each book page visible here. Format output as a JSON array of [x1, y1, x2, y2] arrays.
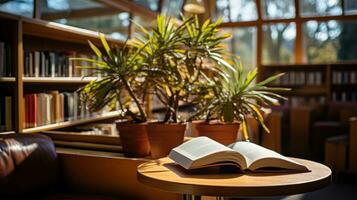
[[169, 137, 243, 170], [229, 141, 308, 171]]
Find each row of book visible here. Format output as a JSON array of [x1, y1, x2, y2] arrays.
[[284, 96, 326, 108], [24, 51, 100, 77], [332, 70, 357, 85], [271, 71, 323, 86], [0, 41, 12, 77], [331, 91, 357, 102], [0, 96, 12, 132], [23, 91, 112, 128]]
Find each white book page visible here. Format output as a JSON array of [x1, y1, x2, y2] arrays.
[[229, 141, 307, 171], [169, 137, 234, 169]]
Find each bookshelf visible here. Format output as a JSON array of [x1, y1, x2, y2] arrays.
[[22, 111, 122, 134], [0, 11, 124, 134], [0, 77, 16, 82], [260, 63, 357, 107]]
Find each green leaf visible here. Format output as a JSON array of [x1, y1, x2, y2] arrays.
[[99, 33, 112, 59], [256, 73, 285, 87], [88, 40, 102, 58]]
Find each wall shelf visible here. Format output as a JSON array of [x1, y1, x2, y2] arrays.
[[23, 77, 99, 84], [0, 77, 16, 82], [22, 111, 121, 134]]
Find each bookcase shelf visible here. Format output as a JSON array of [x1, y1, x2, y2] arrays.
[[0, 131, 15, 134], [0, 11, 124, 133], [23, 77, 98, 84], [0, 77, 16, 82], [22, 111, 121, 134], [260, 63, 357, 106], [22, 17, 123, 46]]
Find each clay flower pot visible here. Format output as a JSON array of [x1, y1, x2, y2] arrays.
[[116, 122, 150, 157], [191, 121, 239, 145], [146, 123, 186, 158]]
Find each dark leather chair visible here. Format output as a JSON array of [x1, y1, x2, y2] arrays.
[[0, 134, 119, 199]]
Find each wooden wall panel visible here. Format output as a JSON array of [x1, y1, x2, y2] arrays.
[[349, 118, 357, 173], [58, 152, 181, 200]]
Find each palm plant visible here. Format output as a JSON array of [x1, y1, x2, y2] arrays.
[[129, 15, 230, 123], [73, 34, 147, 123], [190, 58, 290, 140]]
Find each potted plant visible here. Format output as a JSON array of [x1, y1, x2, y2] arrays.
[[74, 34, 150, 157], [190, 58, 289, 144], [130, 15, 230, 158]]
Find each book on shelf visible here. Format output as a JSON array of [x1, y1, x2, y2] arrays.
[[332, 70, 357, 85], [23, 91, 114, 128], [169, 136, 309, 172], [271, 71, 323, 86], [332, 91, 357, 102], [288, 96, 326, 107], [0, 41, 12, 77], [0, 96, 12, 132], [24, 50, 100, 78]]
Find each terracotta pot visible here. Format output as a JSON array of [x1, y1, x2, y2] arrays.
[[192, 121, 239, 145], [116, 122, 150, 157], [146, 123, 186, 158]]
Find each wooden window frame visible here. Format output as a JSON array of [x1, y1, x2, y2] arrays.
[[212, 0, 357, 68]]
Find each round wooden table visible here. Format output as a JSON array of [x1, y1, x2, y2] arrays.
[[137, 157, 331, 199]]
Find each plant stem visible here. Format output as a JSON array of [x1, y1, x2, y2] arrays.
[[121, 77, 146, 122]]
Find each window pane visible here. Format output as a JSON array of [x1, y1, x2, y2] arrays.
[[303, 20, 357, 63], [263, 23, 296, 64], [345, 0, 357, 15], [300, 0, 342, 17], [223, 27, 257, 72], [216, 0, 257, 22], [133, 0, 159, 12], [161, 0, 184, 17], [262, 0, 295, 19], [0, 0, 33, 17], [41, 0, 129, 40]]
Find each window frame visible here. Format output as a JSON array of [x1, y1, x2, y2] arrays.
[[212, 0, 357, 69]]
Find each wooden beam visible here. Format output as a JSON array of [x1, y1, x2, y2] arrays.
[[33, 0, 41, 19], [295, 0, 303, 64], [41, 7, 119, 21], [94, 0, 157, 19]]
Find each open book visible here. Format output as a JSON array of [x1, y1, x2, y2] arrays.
[[169, 137, 309, 172]]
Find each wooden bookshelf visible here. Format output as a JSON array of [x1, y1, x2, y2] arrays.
[[0, 77, 16, 82], [23, 77, 99, 84], [0, 11, 124, 133], [23, 111, 121, 134], [260, 63, 357, 107]]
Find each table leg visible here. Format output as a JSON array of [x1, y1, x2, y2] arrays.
[[183, 194, 201, 200]]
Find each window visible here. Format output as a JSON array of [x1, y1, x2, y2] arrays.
[[300, 0, 342, 17], [263, 23, 296, 64], [0, 0, 34, 17], [215, 0, 357, 65], [133, 0, 159, 12], [303, 20, 357, 63], [261, 0, 295, 19], [223, 27, 257, 71], [161, 0, 184, 17], [216, 0, 258, 22], [345, 0, 357, 15], [41, 0, 130, 40]]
